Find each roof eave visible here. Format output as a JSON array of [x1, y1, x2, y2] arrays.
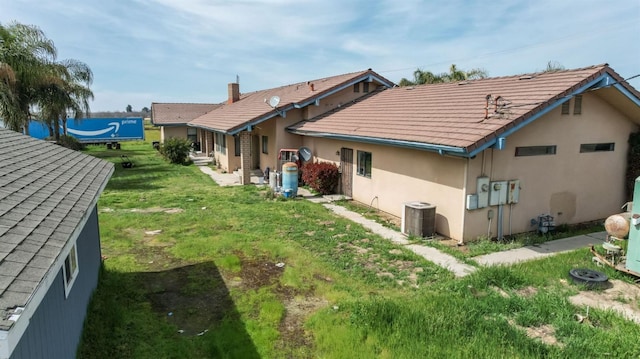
[[288, 129, 469, 157]]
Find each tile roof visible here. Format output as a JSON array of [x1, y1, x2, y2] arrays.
[[289, 64, 640, 155], [151, 103, 220, 125], [189, 69, 394, 134], [0, 129, 113, 330]]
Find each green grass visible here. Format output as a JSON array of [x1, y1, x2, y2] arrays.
[[79, 137, 640, 358]]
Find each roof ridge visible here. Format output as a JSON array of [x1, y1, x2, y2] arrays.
[[236, 69, 371, 96]]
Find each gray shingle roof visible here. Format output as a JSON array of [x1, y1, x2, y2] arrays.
[[0, 128, 114, 330]]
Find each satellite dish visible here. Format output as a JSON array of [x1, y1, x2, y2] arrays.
[[268, 95, 280, 108], [298, 146, 312, 162]]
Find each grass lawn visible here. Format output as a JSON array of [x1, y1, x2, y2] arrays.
[[78, 134, 640, 358]]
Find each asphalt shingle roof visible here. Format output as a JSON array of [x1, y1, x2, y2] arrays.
[[0, 129, 114, 330], [151, 102, 221, 125], [289, 64, 640, 154], [190, 69, 393, 134]]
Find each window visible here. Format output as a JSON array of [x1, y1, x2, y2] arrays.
[[214, 133, 226, 155], [580, 142, 614, 153], [573, 95, 582, 115], [357, 151, 372, 177], [262, 136, 269, 154], [62, 244, 79, 298], [363, 82, 370, 93], [515, 145, 557, 157], [234, 136, 241, 156], [353, 83, 360, 93], [561, 101, 570, 115], [187, 127, 197, 143]]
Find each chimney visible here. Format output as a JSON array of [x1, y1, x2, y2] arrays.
[[228, 83, 240, 104], [309, 83, 315, 91]]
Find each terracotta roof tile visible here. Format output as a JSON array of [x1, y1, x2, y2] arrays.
[[151, 103, 220, 125], [290, 64, 638, 154], [190, 69, 394, 133]]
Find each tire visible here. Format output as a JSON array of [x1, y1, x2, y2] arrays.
[[569, 268, 608, 289]]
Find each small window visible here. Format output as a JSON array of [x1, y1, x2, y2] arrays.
[[573, 95, 582, 115], [357, 151, 372, 177], [234, 136, 241, 156], [580, 142, 614, 153], [262, 136, 268, 154], [363, 82, 370, 93], [353, 83, 360, 93], [187, 127, 197, 143], [561, 101, 570, 115], [515, 146, 557, 157], [215, 133, 227, 155], [62, 244, 79, 298]]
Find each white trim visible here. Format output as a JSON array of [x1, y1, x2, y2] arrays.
[[0, 168, 111, 359], [62, 244, 80, 298]]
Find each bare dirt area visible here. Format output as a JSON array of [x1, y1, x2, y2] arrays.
[[568, 278, 640, 324]]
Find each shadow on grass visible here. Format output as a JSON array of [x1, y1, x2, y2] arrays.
[[79, 261, 260, 358]]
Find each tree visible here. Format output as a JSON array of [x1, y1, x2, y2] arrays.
[[399, 64, 488, 86], [544, 61, 565, 72], [141, 106, 150, 113], [38, 59, 93, 142], [0, 22, 56, 134], [126, 104, 132, 112], [0, 22, 93, 142]]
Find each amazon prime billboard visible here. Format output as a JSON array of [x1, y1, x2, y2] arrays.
[[28, 117, 145, 142]]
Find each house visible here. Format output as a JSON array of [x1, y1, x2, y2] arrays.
[[151, 102, 220, 149], [188, 69, 395, 184], [0, 129, 114, 359], [288, 64, 640, 242]]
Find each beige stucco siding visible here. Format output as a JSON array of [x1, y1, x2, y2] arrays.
[[463, 93, 638, 241], [160, 126, 187, 143], [305, 138, 467, 239]]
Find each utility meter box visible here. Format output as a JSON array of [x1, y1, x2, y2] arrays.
[[477, 176, 490, 208], [489, 181, 508, 206], [508, 180, 520, 204]]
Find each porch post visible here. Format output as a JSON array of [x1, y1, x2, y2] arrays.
[[239, 131, 251, 185]]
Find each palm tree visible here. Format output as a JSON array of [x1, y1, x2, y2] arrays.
[[0, 22, 57, 134], [38, 59, 93, 142], [0, 22, 93, 142], [399, 64, 488, 86]]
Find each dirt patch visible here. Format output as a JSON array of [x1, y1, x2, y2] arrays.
[[130, 207, 184, 214], [568, 279, 640, 324], [140, 260, 235, 336], [508, 319, 564, 347]]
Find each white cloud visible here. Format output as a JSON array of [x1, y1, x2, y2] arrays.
[[2, 0, 639, 110]]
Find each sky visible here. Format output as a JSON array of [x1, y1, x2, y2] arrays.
[[2, 0, 639, 112]]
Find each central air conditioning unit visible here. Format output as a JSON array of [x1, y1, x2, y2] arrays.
[[401, 201, 436, 238]]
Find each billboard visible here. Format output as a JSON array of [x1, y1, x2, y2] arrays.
[[28, 118, 145, 142]]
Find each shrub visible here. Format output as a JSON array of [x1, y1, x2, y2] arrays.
[[159, 137, 192, 164], [301, 161, 339, 195], [54, 135, 85, 151]]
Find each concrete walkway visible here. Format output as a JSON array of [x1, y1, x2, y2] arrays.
[[196, 165, 605, 278], [472, 231, 607, 266]]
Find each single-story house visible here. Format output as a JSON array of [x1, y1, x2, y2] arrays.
[[151, 102, 220, 148], [0, 128, 114, 359], [188, 69, 395, 184], [288, 64, 640, 242]]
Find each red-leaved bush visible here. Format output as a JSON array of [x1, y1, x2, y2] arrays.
[[301, 162, 339, 195]]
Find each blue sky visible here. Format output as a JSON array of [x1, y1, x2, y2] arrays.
[[2, 0, 639, 112]]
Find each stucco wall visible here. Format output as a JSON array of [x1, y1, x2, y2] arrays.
[[160, 126, 187, 143], [463, 92, 638, 241], [10, 207, 102, 359], [305, 137, 467, 239]]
